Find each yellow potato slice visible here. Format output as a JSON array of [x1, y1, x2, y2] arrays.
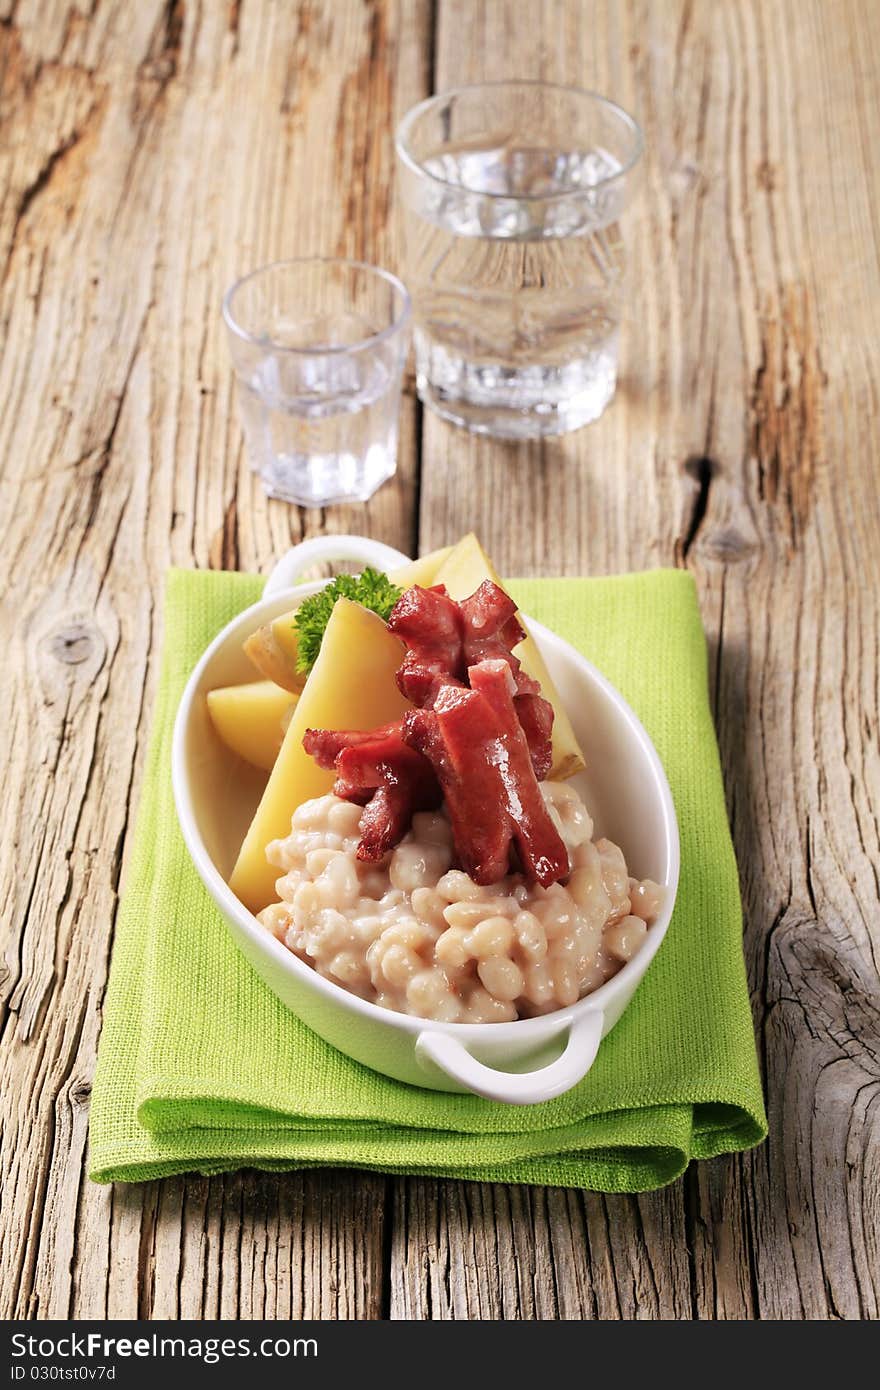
[[229, 599, 412, 914], [206, 681, 299, 772], [433, 533, 586, 781], [270, 609, 300, 667], [243, 623, 304, 693], [388, 544, 454, 590]]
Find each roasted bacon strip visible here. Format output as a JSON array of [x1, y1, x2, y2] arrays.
[[459, 582, 554, 777], [404, 662, 568, 887], [303, 721, 405, 768], [303, 723, 440, 860], [467, 660, 569, 885], [386, 584, 464, 707], [512, 692, 554, 782], [459, 581, 525, 660], [338, 732, 441, 861], [356, 786, 414, 861], [404, 696, 513, 885]]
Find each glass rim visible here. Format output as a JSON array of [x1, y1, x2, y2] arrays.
[[222, 256, 412, 357], [395, 80, 644, 201]]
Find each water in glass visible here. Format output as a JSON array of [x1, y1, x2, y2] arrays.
[[236, 338, 400, 507], [405, 142, 626, 437], [224, 260, 410, 507], [397, 84, 642, 437]]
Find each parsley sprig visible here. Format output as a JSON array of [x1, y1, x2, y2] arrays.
[[293, 567, 402, 673]]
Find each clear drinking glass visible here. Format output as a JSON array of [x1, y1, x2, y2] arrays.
[[396, 82, 643, 438], [223, 258, 411, 506]]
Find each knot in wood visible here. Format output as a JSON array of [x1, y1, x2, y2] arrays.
[[46, 622, 98, 666], [701, 526, 759, 563], [70, 1080, 93, 1106], [141, 56, 176, 85], [669, 160, 704, 201]]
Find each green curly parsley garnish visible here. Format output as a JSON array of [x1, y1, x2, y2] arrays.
[[293, 567, 403, 674]]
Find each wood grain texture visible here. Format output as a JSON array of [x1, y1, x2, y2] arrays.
[[407, 0, 880, 1322], [0, 0, 427, 1321], [1, 0, 878, 1321]]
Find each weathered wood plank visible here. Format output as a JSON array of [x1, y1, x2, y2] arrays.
[[399, 0, 880, 1320], [0, 0, 429, 1321], [1, 0, 878, 1323]]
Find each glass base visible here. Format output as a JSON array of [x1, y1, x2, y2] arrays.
[[414, 332, 618, 439], [417, 378, 617, 438], [256, 446, 397, 508]]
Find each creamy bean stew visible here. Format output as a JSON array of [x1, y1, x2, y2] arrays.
[[259, 782, 662, 1023]]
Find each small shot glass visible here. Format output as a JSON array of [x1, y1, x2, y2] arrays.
[[223, 258, 411, 507]]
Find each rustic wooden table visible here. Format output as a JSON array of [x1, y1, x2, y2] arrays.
[[2, 0, 878, 1321]]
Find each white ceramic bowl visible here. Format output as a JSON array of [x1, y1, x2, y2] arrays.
[[172, 536, 680, 1105]]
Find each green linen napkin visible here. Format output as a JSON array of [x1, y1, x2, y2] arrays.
[[88, 567, 766, 1191]]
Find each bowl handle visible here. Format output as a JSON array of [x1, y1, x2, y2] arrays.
[[263, 535, 412, 598], [414, 1011, 604, 1105]]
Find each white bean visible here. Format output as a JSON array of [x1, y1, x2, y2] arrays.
[[327, 799, 364, 836], [523, 962, 555, 1006], [567, 866, 613, 932], [259, 902, 290, 941], [513, 910, 548, 963], [406, 968, 453, 1016], [411, 887, 447, 929], [551, 959, 579, 1007], [379, 917, 432, 952], [377, 942, 420, 988], [435, 926, 471, 969], [390, 841, 451, 893], [465, 916, 515, 958], [478, 956, 524, 1002], [442, 900, 493, 930], [466, 986, 517, 1023], [605, 914, 648, 963], [629, 878, 664, 924], [436, 870, 487, 902], [292, 880, 319, 921], [328, 950, 369, 986]]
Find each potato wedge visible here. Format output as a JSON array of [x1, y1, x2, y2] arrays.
[[243, 623, 305, 693], [206, 681, 299, 772], [388, 545, 454, 590], [230, 599, 412, 913]]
